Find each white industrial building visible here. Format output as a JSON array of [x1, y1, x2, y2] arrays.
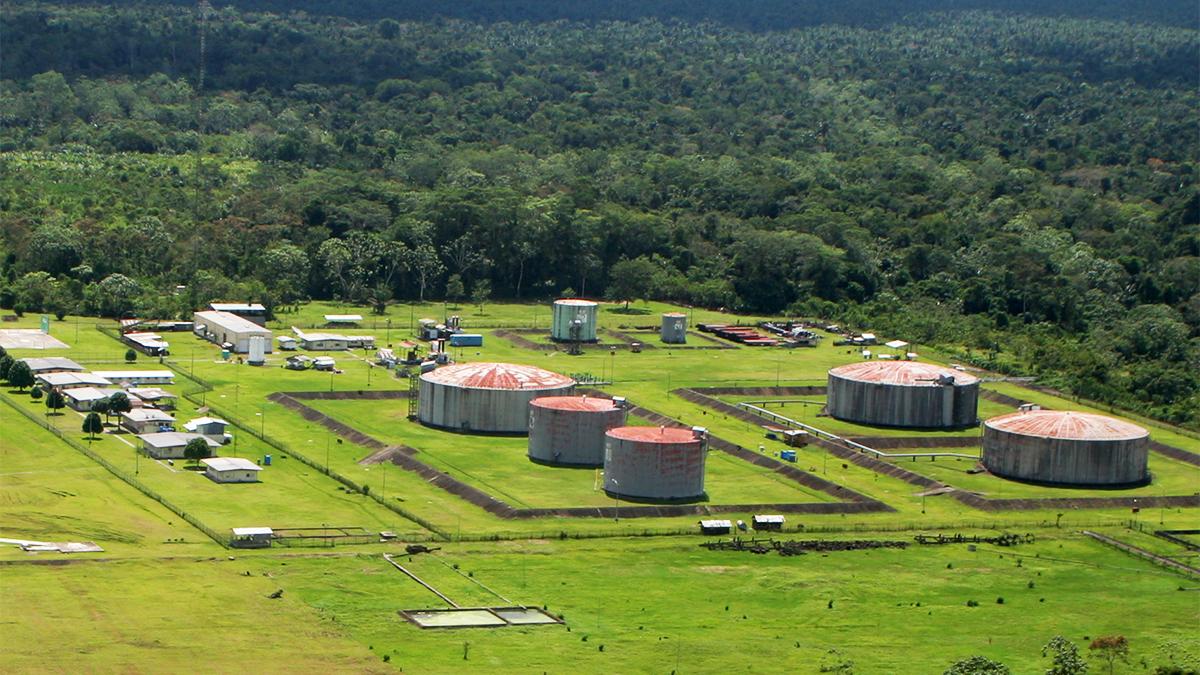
[[291, 327, 375, 351], [202, 457, 262, 483], [193, 311, 273, 354], [92, 370, 175, 386], [138, 432, 221, 459]]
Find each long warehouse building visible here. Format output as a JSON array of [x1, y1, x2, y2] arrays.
[[193, 311, 274, 354]]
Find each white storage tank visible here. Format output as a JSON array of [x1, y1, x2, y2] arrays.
[[528, 396, 628, 466], [418, 362, 576, 433], [247, 335, 266, 366], [661, 313, 687, 344], [826, 361, 979, 428], [982, 410, 1150, 486], [551, 299, 599, 342], [603, 426, 708, 501]]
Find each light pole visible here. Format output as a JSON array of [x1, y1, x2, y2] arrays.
[[610, 478, 619, 522]]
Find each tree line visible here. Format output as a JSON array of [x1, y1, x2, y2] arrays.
[[0, 3, 1196, 425]]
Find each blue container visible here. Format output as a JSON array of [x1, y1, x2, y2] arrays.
[[263, 454, 272, 466], [780, 450, 797, 463], [449, 333, 483, 347]]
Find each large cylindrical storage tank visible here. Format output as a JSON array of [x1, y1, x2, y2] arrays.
[[826, 361, 979, 428], [551, 299, 599, 342], [527, 396, 628, 466], [604, 426, 707, 501], [418, 362, 576, 433], [661, 313, 687, 344], [982, 410, 1150, 486]]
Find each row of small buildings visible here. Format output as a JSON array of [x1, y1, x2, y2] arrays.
[[20, 356, 260, 483]]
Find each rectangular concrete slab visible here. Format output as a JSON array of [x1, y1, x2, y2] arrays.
[[402, 609, 508, 628], [492, 608, 561, 625], [0, 330, 69, 350]]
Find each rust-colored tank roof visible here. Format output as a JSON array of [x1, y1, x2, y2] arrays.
[[554, 298, 598, 306], [984, 410, 1148, 441], [828, 360, 979, 386], [606, 426, 701, 444], [531, 396, 620, 412], [421, 362, 575, 390]]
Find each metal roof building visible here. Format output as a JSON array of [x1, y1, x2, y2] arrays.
[[527, 396, 628, 466], [36, 372, 113, 390], [202, 457, 263, 483], [20, 357, 84, 374], [982, 410, 1150, 486], [193, 311, 273, 353], [92, 370, 175, 386], [209, 302, 267, 325], [603, 426, 708, 501], [418, 362, 576, 433], [137, 432, 220, 459], [826, 361, 979, 428]]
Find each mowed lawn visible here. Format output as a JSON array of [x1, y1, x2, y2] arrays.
[[1, 389, 429, 538], [260, 534, 1200, 674], [0, 406, 213, 557], [0, 557, 387, 674], [301, 398, 840, 509]]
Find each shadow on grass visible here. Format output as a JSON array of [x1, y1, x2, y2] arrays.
[[607, 306, 651, 315]]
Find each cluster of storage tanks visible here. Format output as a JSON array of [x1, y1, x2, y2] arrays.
[[416, 353, 1150, 500], [525, 393, 708, 500], [417, 361, 709, 500], [826, 360, 1150, 487]]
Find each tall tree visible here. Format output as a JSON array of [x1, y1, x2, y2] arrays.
[[82, 412, 104, 440], [7, 361, 34, 391], [44, 389, 65, 415]]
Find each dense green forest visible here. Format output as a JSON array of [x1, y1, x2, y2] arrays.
[[0, 2, 1197, 426]]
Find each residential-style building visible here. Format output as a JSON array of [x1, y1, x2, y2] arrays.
[[120, 409, 176, 434], [138, 432, 221, 459], [202, 457, 263, 483]]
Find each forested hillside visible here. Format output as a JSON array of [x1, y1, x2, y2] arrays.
[[0, 2, 1196, 425]]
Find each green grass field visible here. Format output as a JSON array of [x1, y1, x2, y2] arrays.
[[300, 398, 839, 509], [0, 406, 217, 558], [2, 303, 1199, 673]]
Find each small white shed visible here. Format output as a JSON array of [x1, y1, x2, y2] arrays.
[[202, 457, 263, 483]]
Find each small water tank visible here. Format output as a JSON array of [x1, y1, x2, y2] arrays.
[[248, 335, 266, 366], [661, 313, 687, 344], [551, 299, 598, 342], [263, 454, 272, 466]]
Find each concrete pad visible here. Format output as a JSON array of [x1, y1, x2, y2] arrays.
[[403, 609, 507, 628], [0, 330, 69, 350], [492, 608, 561, 625]]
